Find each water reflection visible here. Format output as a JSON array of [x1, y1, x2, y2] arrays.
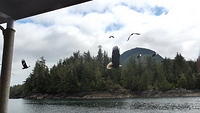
[[24, 99, 126, 108], [130, 102, 192, 110], [8, 97, 200, 113]]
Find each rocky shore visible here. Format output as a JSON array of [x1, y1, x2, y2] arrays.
[[18, 89, 200, 100]]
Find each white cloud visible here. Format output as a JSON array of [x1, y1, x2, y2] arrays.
[[1, 0, 200, 85]]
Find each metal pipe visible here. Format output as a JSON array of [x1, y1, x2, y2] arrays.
[[6, 19, 14, 29], [0, 20, 15, 113]]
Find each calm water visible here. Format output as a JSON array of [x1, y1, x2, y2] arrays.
[[8, 97, 200, 113]]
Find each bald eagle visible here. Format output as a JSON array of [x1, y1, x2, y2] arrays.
[[127, 33, 140, 41], [107, 46, 121, 69], [22, 59, 30, 69], [137, 54, 142, 58], [109, 36, 115, 38]]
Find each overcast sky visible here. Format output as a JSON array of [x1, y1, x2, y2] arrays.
[[1, 0, 200, 85]]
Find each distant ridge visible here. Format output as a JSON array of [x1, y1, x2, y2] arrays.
[[120, 47, 163, 64]]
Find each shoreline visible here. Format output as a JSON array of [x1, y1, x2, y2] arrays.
[[12, 89, 200, 100]]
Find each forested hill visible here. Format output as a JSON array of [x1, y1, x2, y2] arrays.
[[10, 48, 200, 99], [120, 47, 163, 64]]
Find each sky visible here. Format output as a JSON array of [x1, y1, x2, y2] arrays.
[[0, 0, 200, 85]]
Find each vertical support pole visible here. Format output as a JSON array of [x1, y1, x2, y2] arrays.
[[0, 20, 15, 113]]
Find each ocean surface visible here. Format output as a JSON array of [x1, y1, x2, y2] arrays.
[[8, 97, 200, 113]]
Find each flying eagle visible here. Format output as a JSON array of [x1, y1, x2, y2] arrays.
[[109, 36, 115, 38], [127, 33, 140, 41], [21, 59, 30, 69], [107, 46, 121, 69], [137, 54, 142, 58]]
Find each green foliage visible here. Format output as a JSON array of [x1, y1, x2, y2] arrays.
[[10, 50, 200, 98], [10, 84, 25, 98], [24, 57, 49, 94]]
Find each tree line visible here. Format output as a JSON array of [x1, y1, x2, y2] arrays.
[[10, 48, 200, 98]]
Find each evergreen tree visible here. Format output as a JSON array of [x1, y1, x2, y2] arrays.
[[173, 53, 187, 86], [97, 45, 103, 64], [14, 49, 200, 98], [24, 57, 49, 94]]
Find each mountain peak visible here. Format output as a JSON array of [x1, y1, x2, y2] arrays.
[[120, 47, 163, 64]]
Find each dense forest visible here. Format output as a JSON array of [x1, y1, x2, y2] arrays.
[[10, 48, 200, 98]]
